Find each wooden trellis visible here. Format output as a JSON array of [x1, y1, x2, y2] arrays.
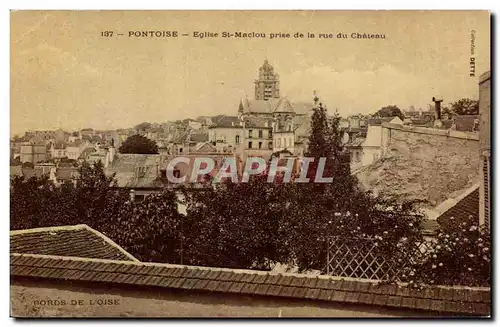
[[326, 237, 434, 281]]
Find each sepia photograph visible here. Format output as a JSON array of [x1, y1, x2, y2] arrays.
[[9, 10, 491, 318]]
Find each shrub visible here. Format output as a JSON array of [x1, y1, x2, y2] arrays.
[[405, 215, 490, 288]]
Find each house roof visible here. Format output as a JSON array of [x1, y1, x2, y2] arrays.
[[293, 116, 311, 138], [208, 116, 242, 128], [10, 224, 138, 262], [408, 119, 433, 127], [10, 252, 490, 316], [67, 140, 84, 147], [188, 133, 209, 143], [362, 126, 382, 147], [435, 184, 480, 229], [452, 115, 479, 132], [346, 137, 365, 147], [29, 136, 46, 146], [107, 154, 237, 189], [21, 167, 47, 179], [55, 167, 79, 181], [79, 147, 96, 159], [366, 117, 394, 126], [421, 219, 440, 236], [106, 154, 164, 188], [244, 117, 273, 128]]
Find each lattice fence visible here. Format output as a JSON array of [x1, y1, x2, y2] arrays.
[[326, 237, 435, 281]]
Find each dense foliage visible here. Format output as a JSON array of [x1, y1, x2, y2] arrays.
[[119, 134, 159, 154], [449, 98, 479, 116], [104, 191, 185, 263], [179, 98, 424, 273], [10, 97, 488, 287], [374, 105, 404, 120], [405, 215, 490, 288], [10, 161, 129, 231]]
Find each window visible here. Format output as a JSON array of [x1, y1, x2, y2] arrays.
[[179, 147, 183, 153], [258, 130, 263, 138], [258, 142, 262, 149], [269, 130, 273, 139], [268, 141, 273, 149], [277, 138, 281, 147], [236, 135, 240, 144], [248, 141, 253, 149], [288, 125, 292, 132], [160, 169, 167, 178], [248, 130, 253, 138]]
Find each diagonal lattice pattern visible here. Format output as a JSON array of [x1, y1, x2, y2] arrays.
[[326, 237, 434, 282]]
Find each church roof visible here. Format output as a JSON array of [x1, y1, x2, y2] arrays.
[[239, 97, 312, 115]]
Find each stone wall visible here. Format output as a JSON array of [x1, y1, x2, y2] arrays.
[[356, 124, 480, 209]]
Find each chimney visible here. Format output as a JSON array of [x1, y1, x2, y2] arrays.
[[432, 96, 443, 128], [432, 96, 443, 120]]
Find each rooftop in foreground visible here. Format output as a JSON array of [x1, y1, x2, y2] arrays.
[[10, 252, 490, 317]]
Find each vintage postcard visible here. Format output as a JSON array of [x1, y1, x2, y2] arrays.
[[10, 10, 491, 318]]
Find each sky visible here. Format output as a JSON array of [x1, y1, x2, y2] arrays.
[[10, 10, 490, 136]]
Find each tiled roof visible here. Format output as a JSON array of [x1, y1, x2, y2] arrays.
[[79, 147, 96, 159], [346, 138, 365, 147], [55, 167, 78, 181], [293, 116, 311, 138], [10, 225, 138, 262], [105, 154, 164, 188], [244, 117, 273, 128], [366, 117, 394, 126], [209, 116, 242, 128], [436, 184, 480, 230], [21, 167, 47, 179], [240, 97, 312, 115], [421, 219, 440, 236], [10, 253, 490, 316], [188, 133, 209, 143], [453, 115, 479, 132]]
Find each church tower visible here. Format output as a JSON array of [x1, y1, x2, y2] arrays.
[[254, 60, 280, 100]]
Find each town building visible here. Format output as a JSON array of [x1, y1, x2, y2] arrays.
[[49, 141, 67, 159], [20, 137, 48, 164], [478, 71, 491, 229], [238, 60, 313, 157], [360, 117, 403, 167]]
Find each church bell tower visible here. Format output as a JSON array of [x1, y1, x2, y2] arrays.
[[254, 60, 280, 101]]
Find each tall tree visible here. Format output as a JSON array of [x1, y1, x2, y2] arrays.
[[10, 161, 129, 231], [106, 190, 184, 263], [119, 134, 159, 154], [450, 98, 479, 115], [374, 105, 404, 120], [283, 95, 423, 272], [181, 175, 291, 270]]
